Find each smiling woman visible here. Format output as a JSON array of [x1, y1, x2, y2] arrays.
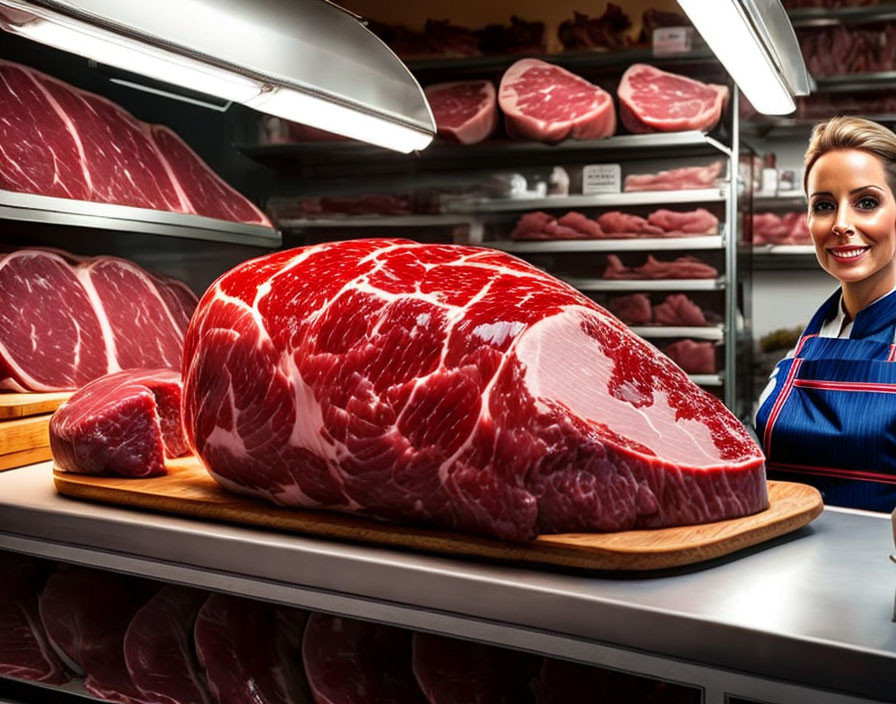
[[755, 117, 896, 512]]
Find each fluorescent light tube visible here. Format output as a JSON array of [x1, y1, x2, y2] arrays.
[[677, 0, 796, 115]]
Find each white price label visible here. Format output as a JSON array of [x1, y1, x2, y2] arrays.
[[582, 164, 621, 195], [652, 27, 693, 57]]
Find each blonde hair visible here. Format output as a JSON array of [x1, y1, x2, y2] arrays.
[[804, 116, 896, 194]]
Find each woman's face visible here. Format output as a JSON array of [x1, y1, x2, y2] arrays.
[[807, 148, 896, 287]]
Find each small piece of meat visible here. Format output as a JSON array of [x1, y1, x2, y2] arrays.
[[608, 293, 653, 325], [653, 294, 708, 326], [603, 255, 718, 280], [624, 161, 724, 192], [50, 369, 188, 478], [556, 212, 604, 238], [664, 339, 717, 375], [510, 212, 557, 240], [647, 208, 719, 235], [596, 211, 664, 236], [752, 212, 790, 245]]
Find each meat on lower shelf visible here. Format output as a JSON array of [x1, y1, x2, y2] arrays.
[[752, 212, 811, 246], [0, 60, 270, 226], [663, 339, 717, 375], [183, 239, 766, 542], [0, 249, 197, 392], [603, 254, 719, 280], [498, 58, 616, 143], [0, 553, 704, 702], [610, 293, 710, 327], [617, 64, 729, 134], [624, 161, 724, 192], [424, 81, 499, 145], [50, 369, 188, 478], [510, 208, 719, 240]]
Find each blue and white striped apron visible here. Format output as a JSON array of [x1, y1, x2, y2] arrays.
[[755, 288, 896, 512]]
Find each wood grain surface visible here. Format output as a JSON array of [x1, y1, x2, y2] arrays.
[[0, 392, 70, 419], [54, 457, 823, 571]]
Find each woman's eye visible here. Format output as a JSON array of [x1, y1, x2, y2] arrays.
[[856, 196, 879, 210], [811, 200, 834, 213]]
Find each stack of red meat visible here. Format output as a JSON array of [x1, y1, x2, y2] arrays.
[[0, 248, 197, 392], [510, 208, 719, 240], [602, 254, 719, 280], [609, 293, 711, 327], [0, 60, 270, 227], [0, 551, 700, 703], [796, 23, 896, 77], [752, 212, 811, 246]]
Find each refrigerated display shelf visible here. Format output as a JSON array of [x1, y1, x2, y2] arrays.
[[753, 191, 806, 209], [0, 466, 893, 703], [562, 277, 724, 292], [689, 373, 723, 386], [788, 3, 896, 27], [445, 188, 725, 213], [236, 130, 727, 172], [488, 234, 724, 253], [753, 245, 818, 271], [0, 190, 281, 249], [629, 325, 724, 340]]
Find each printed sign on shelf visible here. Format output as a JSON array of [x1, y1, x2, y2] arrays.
[[653, 27, 693, 57], [582, 164, 621, 195]]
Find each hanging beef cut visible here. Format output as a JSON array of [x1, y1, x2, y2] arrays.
[[424, 81, 498, 145], [498, 59, 616, 143], [124, 586, 212, 704], [183, 239, 766, 542], [617, 64, 728, 133], [194, 593, 312, 704], [303, 613, 425, 704], [38, 566, 157, 704]]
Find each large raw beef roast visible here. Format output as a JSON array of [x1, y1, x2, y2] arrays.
[[617, 64, 728, 133], [183, 239, 766, 542], [498, 59, 616, 143], [424, 81, 498, 145]]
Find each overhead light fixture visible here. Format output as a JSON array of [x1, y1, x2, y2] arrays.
[[677, 0, 811, 115], [0, 0, 435, 153]]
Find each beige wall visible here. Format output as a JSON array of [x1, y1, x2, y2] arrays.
[[341, 0, 682, 53]]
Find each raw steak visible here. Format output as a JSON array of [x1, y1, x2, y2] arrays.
[[624, 161, 723, 192], [194, 593, 311, 704], [511, 211, 604, 240], [603, 254, 718, 280], [0, 249, 195, 392], [50, 369, 187, 477], [124, 586, 212, 704], [303, 613, 425, 704], [653, 294, 708, 327], [0, 250, 110, 391], [664, 340, 717, 375], [647, 208, 718, 235], [38, 566, 156, 704], [183, 239, 766, 541], [424, 81, 498, 145], [0, 598, 69, 685], [150, 125, 271, 227], [0, 59, 270, 226], [412, 633, 537, 704], [608, 293, 652, 325], [556, 211, 603, 238], [596, 211, 663, 236], [618, 64, 728, 133], [498, 59, 616, 143]]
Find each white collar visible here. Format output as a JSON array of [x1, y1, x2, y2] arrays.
[[820, 282, 896, 339]]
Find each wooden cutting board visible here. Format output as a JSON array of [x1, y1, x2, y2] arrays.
[[0, 391, 71, 419], [0, 413, 57, 471], [54, 457, 823, 571]]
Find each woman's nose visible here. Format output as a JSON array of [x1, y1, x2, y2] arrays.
[[832, 209, 855, 237]]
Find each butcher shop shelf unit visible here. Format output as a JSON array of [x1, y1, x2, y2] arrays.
[[0, 466, 894, 704], [444, 187, 725, 213], [561, 277, 724, 292], [0, 190, 282, 249], [491, 234, 725, 254]]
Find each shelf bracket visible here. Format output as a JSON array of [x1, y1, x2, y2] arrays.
[[703, 134, 733, 158]]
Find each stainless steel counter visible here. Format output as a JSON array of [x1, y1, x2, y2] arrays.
[[1, 463, 894, 704]]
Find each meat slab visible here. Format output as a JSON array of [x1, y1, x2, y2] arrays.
[[194, 593, 311, 704], [653, 294, 709, 327], [412, 632, 537, 703], [183, 239, 766, 541], [0, 249, 198, 392], [498, 59, 616, 143], [624, 161, 724, 192], [50, 369, 187, 477], [38, 567, 156, 703], [608, 293, 652, 325], [424, 81, 498, 145], [603, 254, 718, 280], [0, 59, 270, 226], [664, 340, 717, 375], [303, 613, 425, 704], [124, 586, 212, 704], [618, 64, 728, 134]]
